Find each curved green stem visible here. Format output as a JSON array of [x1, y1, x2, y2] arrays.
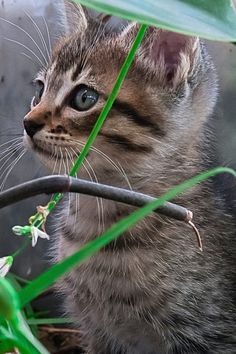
[[11, 239, 31, 258]]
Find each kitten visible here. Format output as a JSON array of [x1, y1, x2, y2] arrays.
[[23, 2, 236, 353]]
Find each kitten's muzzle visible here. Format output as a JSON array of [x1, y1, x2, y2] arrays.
[[23, 119, 45, 138]]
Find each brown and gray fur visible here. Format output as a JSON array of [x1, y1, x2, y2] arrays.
[[23, 2, 236, 353]]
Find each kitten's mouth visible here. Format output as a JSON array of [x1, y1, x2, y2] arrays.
[[24, 133, 90, 169], [29, 135, 78, 160]]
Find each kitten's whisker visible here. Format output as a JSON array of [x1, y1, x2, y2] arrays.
[[90, 145, 130, 185], [67, 149, 80, 233], [21, 52, 39, 67], [0, 134, 22, 138], [70, 146, 102, 232], [116, 161, 133, 191], [65, 148, 72, 223], [65, 148, 73, 175], [74, 182, 80, 233], [52, 146, 59, 175], [0, 142, 23, 163], [58, 147, 63, 175], [84, 156, 105, 234], [0, 141, 23, 158], [48, 144, 56, 162], [0, 149, 26, 191], [4, 37, 45, 68], [0, 137, 22, 149], [24, 11, 50, 61], [65, 154, 81, 241], [0, 149, 24, 180], [140, 133, 185, 158], [42, 16, 52, 55], [68, 138, 132, 190], [61, 148, 68, 175], [1, 17, 48, 65]]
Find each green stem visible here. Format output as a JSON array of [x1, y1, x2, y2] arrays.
[[11, 312, 49, 354], [11, 239, 30, 258], [27, 317, 75, 325], [0, 328, 42, 354], [0, 331, 31, 354]]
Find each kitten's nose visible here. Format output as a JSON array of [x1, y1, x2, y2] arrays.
[[23, 119, 45, 138]]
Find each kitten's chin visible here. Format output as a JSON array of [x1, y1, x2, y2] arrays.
[[23, 132, 34, 150]]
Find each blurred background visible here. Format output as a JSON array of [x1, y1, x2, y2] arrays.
[[0, 0, 235, 279], [0, 0, 67, 280]]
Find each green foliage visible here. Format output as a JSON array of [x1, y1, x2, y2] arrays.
[[73, 0, 236, 41]]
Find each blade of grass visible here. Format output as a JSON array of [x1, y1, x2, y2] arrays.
[[7, 274, 38, 336], [8, 273, 30, 284], [19, 167, 236, 307], [12, 312, 49, 354], [0, 330, 29, 354], [27, 317, 76, 325], [0, 278, 49, 354]]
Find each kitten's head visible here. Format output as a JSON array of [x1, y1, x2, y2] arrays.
[[23, 2, 217, 183]]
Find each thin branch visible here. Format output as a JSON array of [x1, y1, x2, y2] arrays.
[[0, 176, 192, 222], [39, 326, 80, 335]]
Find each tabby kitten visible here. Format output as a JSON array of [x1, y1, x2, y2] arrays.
[[23, 2, 236, 353]]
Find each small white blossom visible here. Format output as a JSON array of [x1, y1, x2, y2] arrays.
[[12, 225, 49, 247], [31, 226, 50, 247], [12, 225, 24, 236], [0, 256, 13, 277], [12, 225, 32, 236]]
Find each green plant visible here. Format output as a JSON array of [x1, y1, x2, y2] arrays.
[[1, 0, 236, 352]]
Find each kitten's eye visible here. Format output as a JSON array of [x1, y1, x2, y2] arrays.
[[70, 85, 99, 111], [32, 80, 44, 107]]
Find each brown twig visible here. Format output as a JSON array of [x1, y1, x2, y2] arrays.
[[188, 220, 203, 251], [39, 326, 80, 335]]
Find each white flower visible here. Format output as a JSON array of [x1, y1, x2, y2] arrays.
[[0, 256, 13, 277], [12, 225, 24, 236], [12, 225, 50, 247], [31, 226, 50, 247], [12, 225, 32, 236]]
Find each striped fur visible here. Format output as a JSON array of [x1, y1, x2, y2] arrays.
[[23, 3, 236, 354]]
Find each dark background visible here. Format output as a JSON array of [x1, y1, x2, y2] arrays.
[[0, 0, 236, 279]]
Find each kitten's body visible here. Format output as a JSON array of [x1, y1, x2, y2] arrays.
[[23, 4, 236, 353]]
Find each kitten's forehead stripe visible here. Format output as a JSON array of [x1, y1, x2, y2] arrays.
[[71, 63, 83, 81]]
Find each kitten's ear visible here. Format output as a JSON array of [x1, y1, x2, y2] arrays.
[[120, 24, 200, 87], [64, 1, 88, 33]]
